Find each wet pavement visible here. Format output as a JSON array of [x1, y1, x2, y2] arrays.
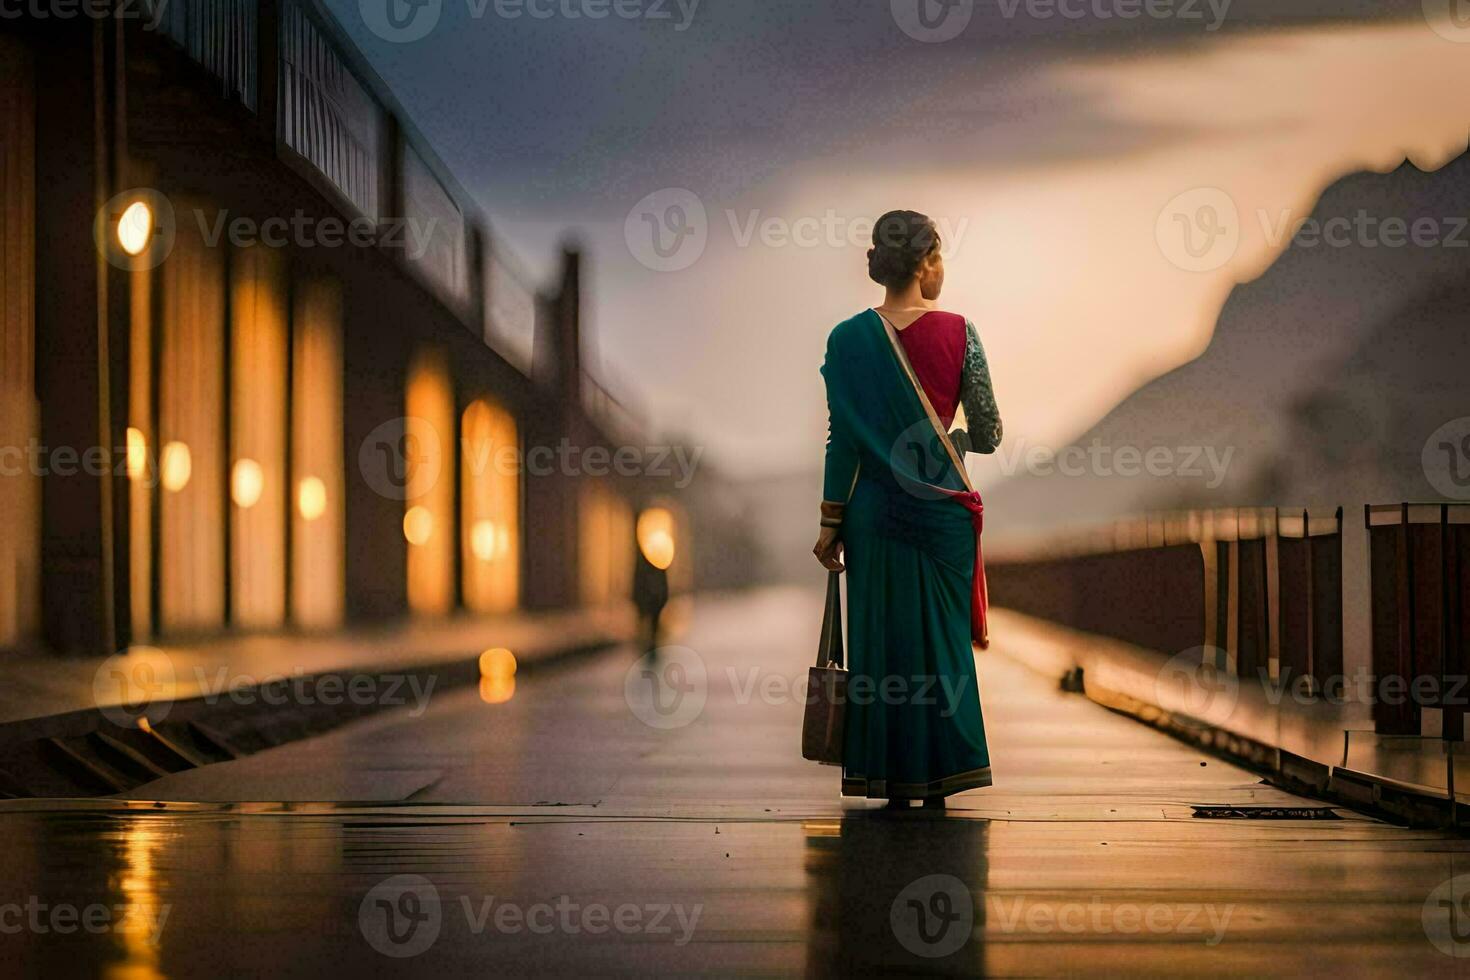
[[1, 588, 1468, 977]]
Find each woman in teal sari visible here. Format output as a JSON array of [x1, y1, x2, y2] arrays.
[[813, 210, 1002, 808]]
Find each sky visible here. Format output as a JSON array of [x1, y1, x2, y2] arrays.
[[325, 0, 1470, 478]]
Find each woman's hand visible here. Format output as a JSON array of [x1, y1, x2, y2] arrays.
[[813, 526, 845, 572]]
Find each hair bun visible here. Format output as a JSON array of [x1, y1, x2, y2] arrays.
[[867, 210, 939, 289]]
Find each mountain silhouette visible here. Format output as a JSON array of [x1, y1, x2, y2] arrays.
[[982, 148, 1470, 536]]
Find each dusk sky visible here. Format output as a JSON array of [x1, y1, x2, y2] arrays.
[[325, 0, 1470, 478]]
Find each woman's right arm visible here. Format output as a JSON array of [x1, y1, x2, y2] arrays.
[[820, 336, 860, 515], [815, 335, 857, 571]]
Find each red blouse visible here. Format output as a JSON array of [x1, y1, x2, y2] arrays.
[[894, 311, 967, 428]]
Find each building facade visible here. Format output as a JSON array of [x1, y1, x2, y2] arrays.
[[0, 2, 677, 656]]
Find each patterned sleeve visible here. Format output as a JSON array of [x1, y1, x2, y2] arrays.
[[821, 332, 861, 508], [958, 319, 1002, 454]]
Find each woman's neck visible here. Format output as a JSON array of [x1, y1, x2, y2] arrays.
[[879, 282, 932, 312]]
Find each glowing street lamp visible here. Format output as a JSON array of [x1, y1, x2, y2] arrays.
[[637, 507, 676, 570], [116, 200, 154, 257]]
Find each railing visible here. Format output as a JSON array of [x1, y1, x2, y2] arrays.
[[582, 374, 643, 446], [146, 0, 259, 109], [988, 506, 1345, 686], [277, 0, 384, 219], [990, 502, 1470, 818], [140, 0, 629, 433], [484, 246, 537, 373], [1366, 503, 1470, 739]]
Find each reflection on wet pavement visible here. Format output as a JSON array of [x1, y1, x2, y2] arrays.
[[0, 589, 1467, 976]]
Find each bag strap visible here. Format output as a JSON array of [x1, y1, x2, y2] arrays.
[[815, 570, 844, 668]]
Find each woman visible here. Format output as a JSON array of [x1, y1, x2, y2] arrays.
[[813, 210, 1002, 809]]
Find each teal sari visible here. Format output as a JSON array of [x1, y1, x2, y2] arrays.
[[821, 309, 992, 799]]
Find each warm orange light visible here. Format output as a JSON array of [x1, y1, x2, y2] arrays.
[[479, 674, 515, 705], [637, 507, 676, 570], [471, 520, 497, 562], [231, 458, 264, 509], [479, 647, 517, 680], [160, 441, 192, 492], [403, 505, 434, 546], [297, 476, 327, 522], [117, 200, 153, 257], [125, 427, 147, 481]]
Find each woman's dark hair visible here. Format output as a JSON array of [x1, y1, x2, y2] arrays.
[[867, 210, 940, 289]]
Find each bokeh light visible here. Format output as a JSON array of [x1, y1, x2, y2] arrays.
[[636, 507, 676, 570], [160, 441, 192, 493], [297, 476, 327, 522], [478, 648, 517, 705], [125, 427, 147, 481], [116, 200, 153, 256], [403, 505, 434, 546], [231, 458, 264, 509]]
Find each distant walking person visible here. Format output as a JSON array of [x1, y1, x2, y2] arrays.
[[812, 210, 1002, 808], [633, 508, 674, 655]]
